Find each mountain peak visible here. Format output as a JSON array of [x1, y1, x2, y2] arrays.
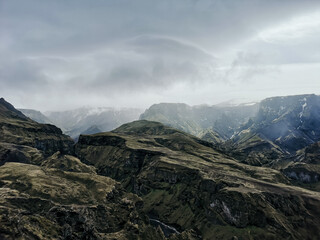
[[0, 97, 28, 120]]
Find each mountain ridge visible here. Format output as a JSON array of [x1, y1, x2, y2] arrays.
[[75, 119, 320, 239]]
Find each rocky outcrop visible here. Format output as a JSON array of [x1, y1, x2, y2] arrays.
[[41, 151, 96, 173], [283, 164, 319, 183], [0, 142, 44, 166], [0, 98, 74, 156], [0, 162, 165, 240], [281, 141, 320, 191]]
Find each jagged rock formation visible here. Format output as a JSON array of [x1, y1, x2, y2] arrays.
[[75, 120, 320, 240]]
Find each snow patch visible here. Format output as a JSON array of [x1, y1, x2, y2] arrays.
[[239, 129, 250, 135], [299, 98, 307, 122], [222, 201, 237, 224], [242, 102, 257, 106]]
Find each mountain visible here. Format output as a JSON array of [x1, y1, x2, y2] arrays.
[[75, 120, 320, 239], [0, 98, 74, 157], [19, 108, 53, 124], [230, 94, 320, 165], [79, 125, 103, 135], [0, 99, 165, 239], [46, 107, 143, 139], [140, 102, 259, 141], [2, 96, 320, 239]]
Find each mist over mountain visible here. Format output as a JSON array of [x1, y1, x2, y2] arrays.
[[140, 102, 259, 140], [140, 94, 320, 188], [229, 94, 320, 165], [44, 107, 143, 139], [19, 108, 53, 124]]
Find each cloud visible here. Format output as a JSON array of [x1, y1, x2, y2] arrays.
[[128, 35, 214, 62], [258, 11, 320, 44], [0, 58, 48, 90], [222, 52, 280, 84], [1, 0, 320, 110]]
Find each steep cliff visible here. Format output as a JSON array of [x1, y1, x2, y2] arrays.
[[0, 98, 74, 157]]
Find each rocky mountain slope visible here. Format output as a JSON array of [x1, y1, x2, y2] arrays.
[[0, 98, 74, 157], [281, 141, 320, 192], [75, 120, 320, 239], [140, 95, 320, 168], [0, 99, 166, 239], [229, 94, 320, 165], [140, 102, 259, 141]]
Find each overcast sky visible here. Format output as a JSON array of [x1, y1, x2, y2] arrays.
[[1, 0, 320, 111]]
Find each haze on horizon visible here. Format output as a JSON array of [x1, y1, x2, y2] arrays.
[[1, 0, 320, 111]]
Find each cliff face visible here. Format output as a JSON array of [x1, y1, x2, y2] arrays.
[[0, 98, 74, 157], [0, 162, 164, 240], [281, 141, 320, 192], [251, 94, 320, 152], [75, 120, 320, 240], [0, 99, 165, 239]]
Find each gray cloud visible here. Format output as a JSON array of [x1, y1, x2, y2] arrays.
[[1, 0, 320, 110], [0, 59, 48, 90], [128, 35, 214, 61]]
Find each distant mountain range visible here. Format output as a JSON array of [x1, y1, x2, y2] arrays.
[[140, 94, 320, 161], [21, 94, 320, 164], [140, 102, 259, 141], [20, 107, 143, 139], [227, 94, 320, 164]]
